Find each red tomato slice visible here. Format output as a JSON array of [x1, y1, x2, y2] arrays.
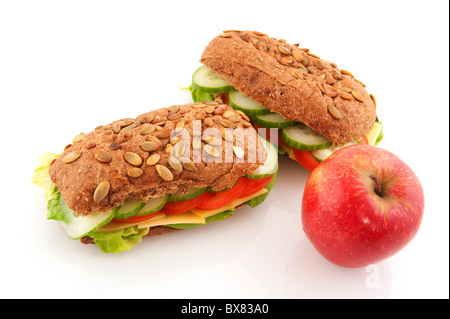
[[293, 149, 320, 172], [161, 192, 212, 214], [239, 175, 273, 198], [196, 178, 248, 210], [358, 135, 369, 145], [113, 211, 160, 224], [220, 93, 229, 105]]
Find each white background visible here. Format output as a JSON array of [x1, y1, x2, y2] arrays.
[[1, 0, 448, 299]]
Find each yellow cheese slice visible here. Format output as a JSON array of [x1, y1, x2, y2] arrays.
[[98, 212, 167, 232], [136, 211, 205, 229], [191, 188, 268, 219]]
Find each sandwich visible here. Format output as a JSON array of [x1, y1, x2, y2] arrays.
[[189, 30, 384, 171], [32, 101, 278, 253]]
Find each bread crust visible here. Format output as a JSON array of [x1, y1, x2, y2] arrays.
[[200, 31, 377, 145], [49, 102, 266, 216]]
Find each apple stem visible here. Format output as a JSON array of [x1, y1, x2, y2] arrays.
[[370, 174, 382, 196]]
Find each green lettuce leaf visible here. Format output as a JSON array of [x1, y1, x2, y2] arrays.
[[31, 152, 59, 190], [166, 209, 235, 229], [88, 226, 150, 253], [46, 184, 72, 224]]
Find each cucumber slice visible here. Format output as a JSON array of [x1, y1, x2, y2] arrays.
[[253, 112, 298, 129], [139, 195, 170, 215], [58, 196, 115, 240], [246, 137, 279, 179], [168, 187, 207, 202], [310, 140, 358, 163], [189, 84, 214, 103], [114, 199, 146, 220], [228, 91, 270, 116], [192, 66, 234, 93], [281, 124, 332, 151]]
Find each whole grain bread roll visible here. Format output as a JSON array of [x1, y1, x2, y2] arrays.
[[49, 102, 266, 216], [200, 30, 377, 145]]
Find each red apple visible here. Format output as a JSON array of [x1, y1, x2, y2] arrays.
[[301, 145, 424, 268]]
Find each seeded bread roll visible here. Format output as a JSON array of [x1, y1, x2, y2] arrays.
[[200, 30, 377, 145], [49, 102, 266, 216]]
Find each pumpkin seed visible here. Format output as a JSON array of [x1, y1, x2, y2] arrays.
[[86, 142, 97, 149], [72, 134, 84, 143], [340, 92, 354, 100], [203, 144, 221, 157], [340, 87, 352, 93], [128, 167, 143, 178], [141, 141, 161, 152], [205, 105, 215, 114], [93, 181, 110, 202], [95, 151, 112, 163], [219, 119, 236, 128], [223, 110, 235, 119], [155, 165, 174, 181], [112, 122, 121, 134], [278, 45, 291, 55], [123, 152, 142, 166], [280, 56, 294, 65], [140, 113, 155, 124], [179, 157, 196, 171], [328, 105, 342, 119], [156, 128, 172, 139], [140, 124, 156, 135], [63, 151, 82, 163], [340, 69, 354, 78], [168, 156, 183, 172], [146, 153, 161, 166], [332, 72, 343, 80], [204, 117, 214, 127], [120, 119, 134, 127], [174, 140, 185, 157], [370, 94, 377, 107], [314, 60, 325, 70], [120, 123, 137, 132], [233, 146, 245, 158], [351, 90, 364, 102], [292, 49, 303, 62], [219, 33, 232, 38]]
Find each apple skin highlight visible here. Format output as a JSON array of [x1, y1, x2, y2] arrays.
[[301, 145, 425, 268]]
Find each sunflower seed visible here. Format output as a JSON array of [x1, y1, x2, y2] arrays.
[[175, 120, 185, 132], [63, 151, 82, 163], [120, 119, 134, 127], [340, 87, 352, 93], [220, 33, 232, 38], [165, 143, 173, 154], [155, 165, 174, 181], [64, 144, 72, 151], [93, 181, 110, 202], [123, 152, 142, 166], [168, 156, 183, 172], [128, 167, 143, 178], [95, 151, 112, 163], [203, 144, 221, 157], [86, 143, 97, 149], [307, 52, 320, 59], [317, 82, 325, 94], [351, 90, 364, 102], [146, 153, 161, 166], [141, 141, 161, 152], [332, 72, 343, 80], [290, 69, 300, 79], [235, 110, 250, 121], [258, 41, 268, 52], [328, 105, 342, 119]]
